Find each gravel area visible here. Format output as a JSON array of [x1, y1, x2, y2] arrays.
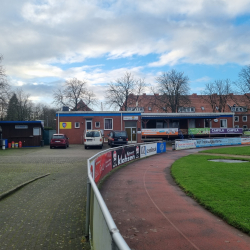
[[0, 144, 109, 250]]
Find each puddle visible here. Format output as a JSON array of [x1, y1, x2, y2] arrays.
[[208, 159, 248, 163]]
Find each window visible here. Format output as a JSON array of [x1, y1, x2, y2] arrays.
[[104, 118, 113, 130], [33, 127, 41, 136], [156, 122, 163, 128], [148, 107, 152, 111], [127, 107, 144, 112], [243, 116, 247, 122], [232, 106, 247, 112], [220, 119, 227, 128], [86, 131, 100, 137], [178, 107, 195, 113], [234, 116, 239, 122], [95, 122, 100, 128], [234, 125, 239, 128], [204, 119, 210, 128], [243, 125, 248, 129], [75, 122, 80, 128]]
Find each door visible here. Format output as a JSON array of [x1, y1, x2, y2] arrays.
[[132, 128, 137, 142], [125, 127, 137, 143], [86, 120, 92, 130], [125, 128, 131, 142]]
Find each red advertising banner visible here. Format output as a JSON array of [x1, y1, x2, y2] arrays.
[[94, 151, 112, 184]]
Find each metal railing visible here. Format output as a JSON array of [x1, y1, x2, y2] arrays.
[[85, 146, 131, 250], [85, 141, 166, 250]]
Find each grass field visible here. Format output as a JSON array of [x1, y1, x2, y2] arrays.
[[171, 152, 250, 235], [200, 146, 250, 156]]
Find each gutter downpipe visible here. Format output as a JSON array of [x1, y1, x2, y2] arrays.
[[58, 112, 60, 134], [121, 112, 123, 130], [233, 112, 235, 128]]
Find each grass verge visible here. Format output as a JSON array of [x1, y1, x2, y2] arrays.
[[199, 146, 250, 156], [171, 154, 250, 235]]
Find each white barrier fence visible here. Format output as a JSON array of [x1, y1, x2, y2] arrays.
[[175, 137, 250, 150], [85, 142, 167, 250]]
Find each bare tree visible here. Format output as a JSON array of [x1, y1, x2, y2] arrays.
[[201, 79, 234, 112], [32, 103, 57, 129], [235, 65, 250, 102], [16, 88, 33, 120], [153, 69, 190, 113], [105, 72, 145, 111], [53, 78, 96, 111], [0, 55, 10, 120]]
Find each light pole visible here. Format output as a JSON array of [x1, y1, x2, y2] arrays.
[[47, 116, 48, 127]]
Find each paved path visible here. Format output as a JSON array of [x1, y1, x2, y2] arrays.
[[0, 144, 109, 250], [101, 148, 250, 250]]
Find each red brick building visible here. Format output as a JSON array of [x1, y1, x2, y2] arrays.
[[124, 93, 250, 130], [55, 93, 249, 144], [56, 111, 142, 144]]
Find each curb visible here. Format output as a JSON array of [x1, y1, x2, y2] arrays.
[[0, 173, 50, 201]]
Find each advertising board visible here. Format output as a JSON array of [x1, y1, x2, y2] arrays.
[[157, 142, 166, 154], [227, 138, 241, 145], [188, 128, 210, 135], [241, 137, 250, 145], [112, 145, 140, 168], [175, 140, 196, 150], [94, 151, 112, 184], [141, 128, 178, 136], [196, 138, 241, 148], [210, 128, 243, 134], [140, 143, 157, 158]]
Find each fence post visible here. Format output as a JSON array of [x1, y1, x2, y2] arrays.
[[85, 177, 91, 240]]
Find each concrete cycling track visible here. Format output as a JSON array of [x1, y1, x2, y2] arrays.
[[100, 148, 250, 250]]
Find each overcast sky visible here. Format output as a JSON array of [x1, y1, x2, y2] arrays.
[[1, 0, 250, 110]]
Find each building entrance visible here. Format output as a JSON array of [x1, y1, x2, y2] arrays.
[[125, 127, 137, 143]]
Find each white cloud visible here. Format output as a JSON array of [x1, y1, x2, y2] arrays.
[[149, 50, 185, 67], [1, 0, 250, 108]]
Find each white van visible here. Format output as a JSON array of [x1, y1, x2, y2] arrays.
[[84, 130, 103, 149]]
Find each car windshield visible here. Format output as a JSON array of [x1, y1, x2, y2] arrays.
[[52, 135, 64, 139], [86, 131, 100, 137], [115, 132, 127, 137]]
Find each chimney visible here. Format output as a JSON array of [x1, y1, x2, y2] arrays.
[[143, 93, 146, 96]]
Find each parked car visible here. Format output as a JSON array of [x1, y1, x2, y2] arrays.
[[50, 134, 69, 149], [108, 130, 128, 147], [84, 130, 103, 149]]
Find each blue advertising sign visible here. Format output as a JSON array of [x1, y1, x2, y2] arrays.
[[157, 142, 166, 153], [196, 138, 241, 148]]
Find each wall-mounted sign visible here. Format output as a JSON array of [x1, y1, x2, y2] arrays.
[[214, 119, 218, 122], [210, 128, 243, 134], [142, 128, 178, 136], [123, 116, 138, 120], [188, 128, 210, 135], [60, 122, 72, 129], [15, 125, 28, 129]]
